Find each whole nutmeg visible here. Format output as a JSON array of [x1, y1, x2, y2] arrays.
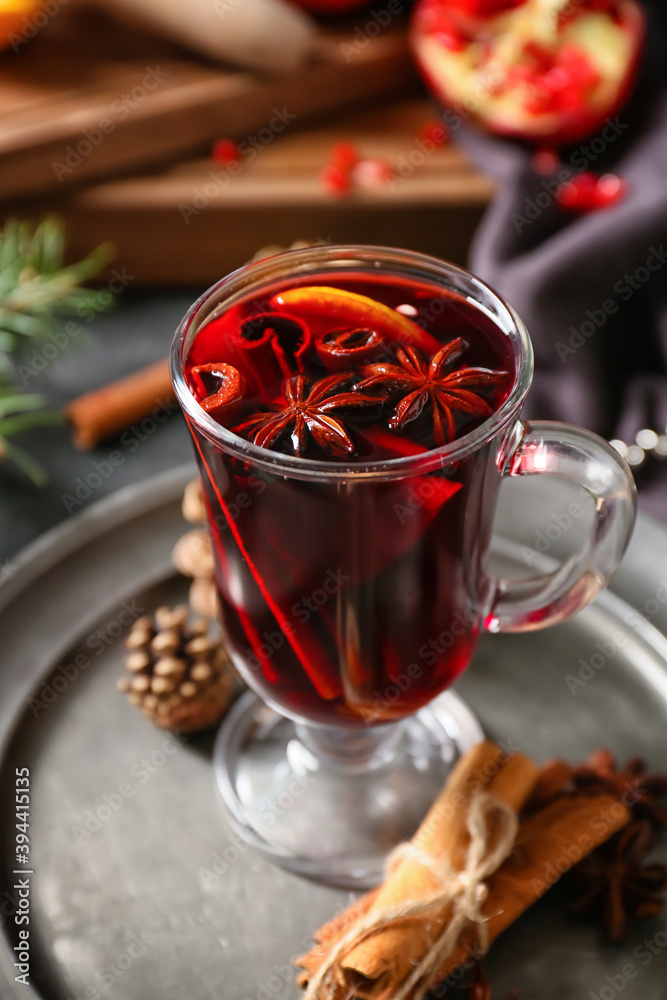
[[173, 479, 219, 619], [182, 478, 207, 524], [172, 529, 215, 579]]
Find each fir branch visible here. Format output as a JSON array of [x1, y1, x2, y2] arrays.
[[0, 215, 114, 348], [0, 404, 63, 486], [0, 410, 63, 437], [1, 441, 49, 487], [0, 393, 45, 418], [0, 216, 115, 485]]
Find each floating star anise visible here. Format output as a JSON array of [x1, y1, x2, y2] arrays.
[[572, 750, 667, 829], [233, 373, 378, 458], [570, 821, 667, 942], [354, 339, 508, 445]]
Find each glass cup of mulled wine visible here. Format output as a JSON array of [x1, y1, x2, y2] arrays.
[[170, 245, 636, 887]]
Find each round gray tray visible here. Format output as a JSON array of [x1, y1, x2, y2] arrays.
[[1, 467, 666, 1000]]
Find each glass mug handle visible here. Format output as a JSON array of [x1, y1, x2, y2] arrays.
[[486, 420, 637, 633]]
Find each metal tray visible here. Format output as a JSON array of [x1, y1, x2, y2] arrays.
[[1, 467, 666, 1000]]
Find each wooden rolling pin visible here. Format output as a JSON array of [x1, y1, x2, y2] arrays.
[[97, 0, 316, 74]]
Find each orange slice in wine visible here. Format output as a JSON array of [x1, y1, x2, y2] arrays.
[[270, 286, 442, 355]]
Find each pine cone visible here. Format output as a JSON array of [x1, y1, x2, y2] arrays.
[[173, 478, 218, 619], [117, 605, 234, 733]]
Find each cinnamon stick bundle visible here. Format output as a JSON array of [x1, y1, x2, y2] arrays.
[[296, 742, 630, 1000]]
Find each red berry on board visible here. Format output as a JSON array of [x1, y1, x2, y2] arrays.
[[320, 163, 351, 198], [419, 119, 449, 145], [329, 141, 359, 172], [351, 158, 395, 188], [212, 139, 240, 166]]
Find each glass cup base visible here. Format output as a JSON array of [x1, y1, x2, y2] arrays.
[[213, 690, 484, 888]]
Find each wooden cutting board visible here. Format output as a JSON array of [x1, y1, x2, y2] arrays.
[[0, 5, 417, 201], [17, 99, 494, 285]]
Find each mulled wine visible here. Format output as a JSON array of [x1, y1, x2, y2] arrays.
[[172, 247, 636, 884], [184, 270, 516, 726]]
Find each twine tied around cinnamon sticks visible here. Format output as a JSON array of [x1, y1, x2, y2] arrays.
[[304, 791, 518, 1000]]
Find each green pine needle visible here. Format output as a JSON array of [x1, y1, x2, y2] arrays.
[[1, 440, 49, 487], [0, 216, 115, 485], [0, 393, 45, 418], [0, 410, 63, 437], [0, 216, 114, 350]]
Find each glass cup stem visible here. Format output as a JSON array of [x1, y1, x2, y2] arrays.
[[294, 720, 405, 772]]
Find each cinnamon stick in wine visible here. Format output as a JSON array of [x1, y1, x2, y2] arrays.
[[65, 358, 175, 449]]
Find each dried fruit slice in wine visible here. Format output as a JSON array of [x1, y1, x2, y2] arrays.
[[190, 363, 246, 418], [315, 328, 385, 370], [270, 286, 442, 355]]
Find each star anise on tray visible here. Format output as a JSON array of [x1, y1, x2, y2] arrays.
[[233, 373, 378, 458], [354, 339, 508, 445], [570, 821, 667, 942], [572, 750, 667, 829], [525, 751, 667, 829]]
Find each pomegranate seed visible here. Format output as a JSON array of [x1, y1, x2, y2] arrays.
[[320, 163, 351, 198], [524, 83, 554, 115], [557, 86, 588, 112], [543, 67, 570, 94], [597, 173, 628, 203], [433, 25, 467, 51], [532, 149, 560, 175], [419, 119, 449, 146], [453, 0, 526, 14], [351, 158, 395, 188], [557, 44, 599, 89], [523, 42, 554, 72], [556, 172, 628, 212], [417, 0, 468, 49], [212, 138, 240, 166], [329, 142, 359, 172], [584, 0, 616, 12], [557, 172, 597, 208]]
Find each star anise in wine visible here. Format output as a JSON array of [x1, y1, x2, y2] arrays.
[[233, 373, 378, 458], [354, 339, 508, 445], [466, 962, 520, 1000], [572, 750, 667, 829], [570, 821, 667, 942]]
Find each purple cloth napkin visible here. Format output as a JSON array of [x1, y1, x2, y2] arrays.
[[453, 1, 667, 521]]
